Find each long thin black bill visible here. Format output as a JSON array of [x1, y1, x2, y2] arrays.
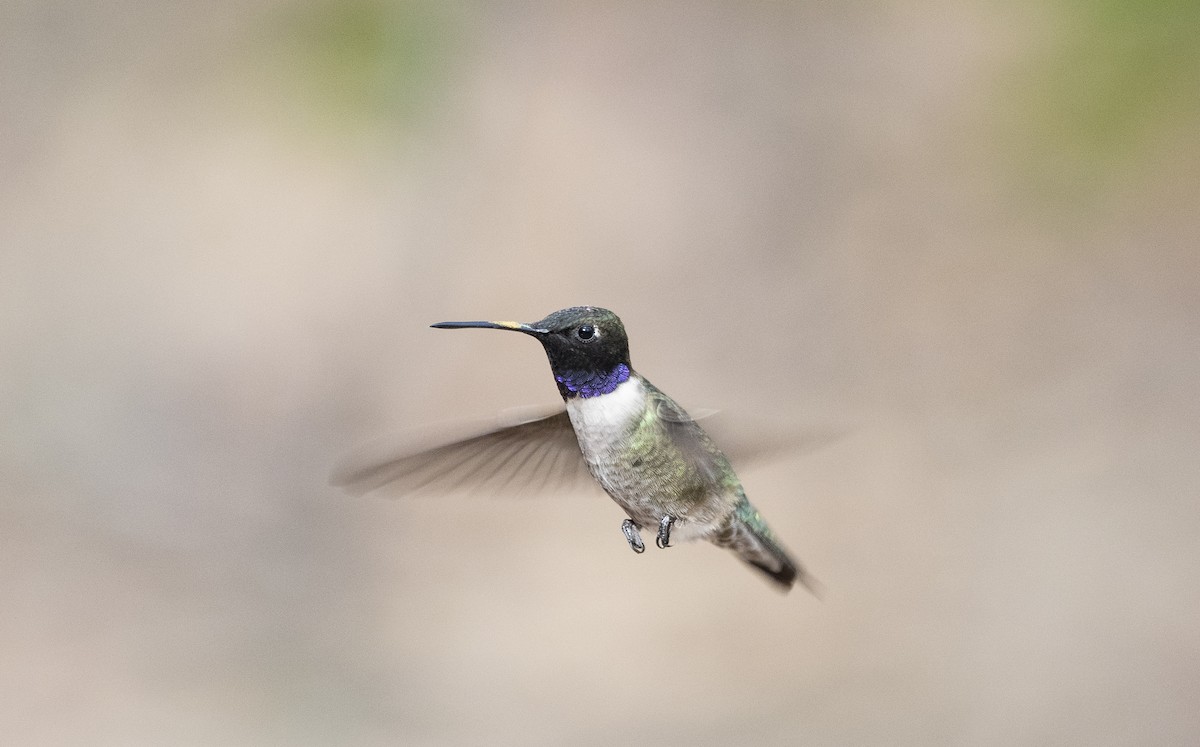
[[431, 320, 548, 334]]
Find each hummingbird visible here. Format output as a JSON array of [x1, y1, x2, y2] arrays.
[[334, 306, 817, 593]]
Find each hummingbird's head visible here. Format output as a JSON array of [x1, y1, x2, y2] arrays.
[[432, 306, 632, 399]]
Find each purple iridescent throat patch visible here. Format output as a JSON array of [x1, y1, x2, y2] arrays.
[[555, 363, 631, 398]]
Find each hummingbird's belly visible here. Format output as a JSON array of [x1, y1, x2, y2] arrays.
[[565, 377, 729, 537], [586, 462, 725, 537]]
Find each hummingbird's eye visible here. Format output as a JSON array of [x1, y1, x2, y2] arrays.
[[576, 324, 596, 341]]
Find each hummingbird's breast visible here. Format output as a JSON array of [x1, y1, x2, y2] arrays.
[[564, 375, 647, 475], [564, 374, 733, 534]]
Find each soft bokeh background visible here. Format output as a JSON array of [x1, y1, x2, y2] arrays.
[[4, 1, 1198, 744]]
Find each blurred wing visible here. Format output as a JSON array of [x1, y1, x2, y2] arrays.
[[331, 405, 592, 498], [699, 413, 845, 469], [647, 387, 728, 485], [650, 390, 843, 472]]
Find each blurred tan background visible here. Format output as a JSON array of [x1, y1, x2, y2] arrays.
[[3, 1, 1198, 744]]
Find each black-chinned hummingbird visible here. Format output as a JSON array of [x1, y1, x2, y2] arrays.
[[335, 306, 817, 593]]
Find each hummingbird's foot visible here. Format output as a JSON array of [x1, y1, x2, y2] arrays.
[[621, 519, 645, 554], [656, 515, 675, 549]]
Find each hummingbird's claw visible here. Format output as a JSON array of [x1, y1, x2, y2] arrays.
[[621, 519, 645, 554], [656, 515, 675, 549]]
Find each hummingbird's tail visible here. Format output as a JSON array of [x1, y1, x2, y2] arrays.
[[711, 496, 820, 595]]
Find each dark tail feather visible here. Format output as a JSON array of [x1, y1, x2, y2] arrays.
[[712, 499, 822, 596]]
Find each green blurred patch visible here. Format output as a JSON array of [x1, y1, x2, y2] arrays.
[[999, 0, 1200, 202], [245, 0, 458, 136]]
